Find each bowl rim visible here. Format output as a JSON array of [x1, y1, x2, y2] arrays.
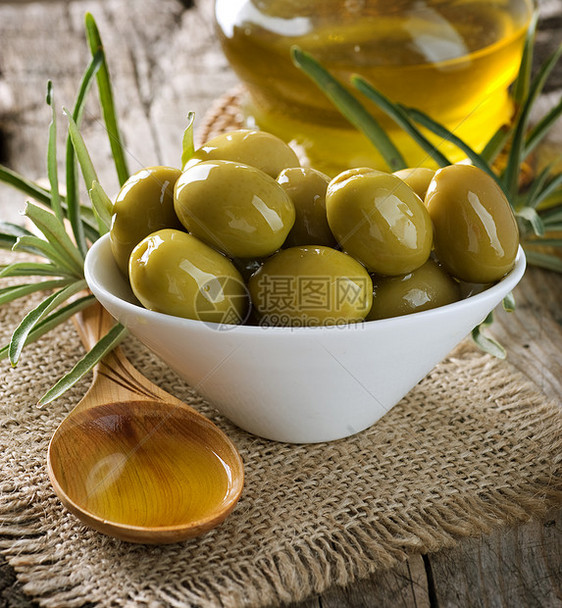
[[85, 233, 527, 335]]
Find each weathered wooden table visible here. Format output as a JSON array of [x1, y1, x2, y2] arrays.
[[0, 0, 561, 606]]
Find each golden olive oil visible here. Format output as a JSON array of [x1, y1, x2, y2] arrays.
[[50, 404, 232, 528], [215, 0, 534, 174]]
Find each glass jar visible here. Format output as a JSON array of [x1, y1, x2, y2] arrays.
[[214, 0, 534, 175]]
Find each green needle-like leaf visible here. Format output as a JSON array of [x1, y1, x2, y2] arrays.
[[351, 75, 452, 167], [0, 261, 76, 279], [291, 47, 407, 171], [531, 172, 562, 210], [0, 164, 52, 207], [521, 162, 557, 209], [9, 280, 87, 365], [541, 207, 562, 226], [512, 11, 538, 107], [24, 202, 84, 272], [46, 81, 63, 223], [85, 12, 129, 186], [480, 125, 513, 165], [181, 112, 196, 170], [0, 235, 18, 250], [471, 312, 506, 359], [0, 279, 72, 306], [402, 105, 505, 192], [0, 222, 34, 238], [65, 109, 113, 235], [64, 108, 99, 193], [503, 43, 562, 198], [523, 250, 562, 273], [89, 180, 112, 233], [0, 295, 95, 362], [13, 235, 77, 271], [516, 206, 545, 237], [0, 164, 100, 244], [525, 238, 562, 247], [524, 96, 562, 157], [540, 205, 562, 225], [0, 222, 34, 250], [502, 292, 516, 313], [65, 48, 104, 257], [38, 321, 128, 406]]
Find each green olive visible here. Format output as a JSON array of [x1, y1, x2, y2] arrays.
[[425, 164, 519, 283], [248, 246, 373, 326], [174, 160, 295, 258], [366, 259, 461, 321], [328, 167, 379, 189], [129, 229, 248, 324], [110, 166, 183, 275], [392, 167, 435, 200], [457, 280, 493, 299], [276, 167, 336, 248], [183, 129, 300, 178], [232, 256, 268, 282], [326, 171, 433, 275]]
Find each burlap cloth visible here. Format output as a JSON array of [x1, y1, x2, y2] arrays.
[[1, 97, 562, 607]]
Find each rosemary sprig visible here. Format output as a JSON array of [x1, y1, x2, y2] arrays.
[[503, 43, 562, 201], [38, 322, 128, 406], [9, 279, 88, 366], [85, 12, 129, 187], [65, 108, 113, 233], [46, 81, 63, 224], [0, 295, 96, 361], [291, 47, 407, 172], [65, 47, 103, 257], [292, 19, 562, 358], [0, 13, 129, 404], [471, 312, 506, 359]]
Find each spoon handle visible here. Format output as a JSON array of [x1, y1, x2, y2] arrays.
[[73, 300, 117, 350], [72, 302, 181, 408]]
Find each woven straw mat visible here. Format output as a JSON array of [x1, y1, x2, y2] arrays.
[[1, 95, 561, 608]]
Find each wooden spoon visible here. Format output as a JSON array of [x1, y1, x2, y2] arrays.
[[47, 302, 244, 544]]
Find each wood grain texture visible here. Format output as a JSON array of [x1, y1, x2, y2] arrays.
[[0, 0, 561, 605], [47, 303, 245, 544]]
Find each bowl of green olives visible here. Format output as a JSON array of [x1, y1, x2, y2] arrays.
[[85, 129, 526, 443]]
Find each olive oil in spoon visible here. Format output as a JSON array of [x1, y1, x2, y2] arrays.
[[47, 303, 244, 543]]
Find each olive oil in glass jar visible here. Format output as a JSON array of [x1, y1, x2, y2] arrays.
[[214, 0, 534, 175]]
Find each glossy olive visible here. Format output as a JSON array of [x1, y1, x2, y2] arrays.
[[392, 167, 435, 201], [277, 167, 336, 248], [110, 166, 183, 275], [183, 129, 300, 178], [232, 256, 268, 282], [129, 229, 248, 324], [328, 167, 379, 189], [425, 164, 519, 283], [174, 160, 296, 258], [326, 171, 433, 275], [457, 280, 493, 299], [248, 246, 373, 326], [366, 259, 461, 321]]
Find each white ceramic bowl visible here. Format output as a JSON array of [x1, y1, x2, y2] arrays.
[[85, 234, 526, 444]]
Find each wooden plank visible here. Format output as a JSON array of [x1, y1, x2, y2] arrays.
[[317, 557, 430, 608], [427, 510, 562, 608], [492, 268, 562, 404]]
